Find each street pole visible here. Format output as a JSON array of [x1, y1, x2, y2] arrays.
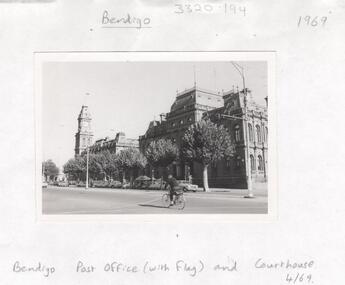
[[42, 160, 45, 182], [231, 62, 254, 198], [86, 146, 89, 189], [85, 92, 91, 190], [262, 142, 267, 181], [243, 88, 254, 198]]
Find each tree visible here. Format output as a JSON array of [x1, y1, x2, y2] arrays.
[[115, 148, 147, 186], [144, 138, 179, 188], [102, 151, 119, 181], [63, 156, 85, 181], [181, 119, 235, 192], [42, 159, 59, 181]]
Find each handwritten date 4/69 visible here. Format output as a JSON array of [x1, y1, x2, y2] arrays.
[[286, 272, 313, 284], [297, 16, 327, 27]]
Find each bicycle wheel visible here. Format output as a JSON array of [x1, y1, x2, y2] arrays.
[[176, 195, 186, 210], [162, 194, 170, 208]]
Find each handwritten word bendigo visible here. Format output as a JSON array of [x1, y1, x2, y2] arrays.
[[102, 10, 151, 29], [12, 261, 55, 277]]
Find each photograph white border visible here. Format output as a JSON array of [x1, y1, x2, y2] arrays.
[[35, 51, 277, 223]]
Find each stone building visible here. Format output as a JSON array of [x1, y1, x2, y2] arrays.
[[75, 105, 93, 156], [139, 86, 268, 188], [74, 105, 138, 157], [88, 132, 139, 154], [206, 88, 268, 187]]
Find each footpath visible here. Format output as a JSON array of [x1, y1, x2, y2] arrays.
[[204, 183, 267, 197]]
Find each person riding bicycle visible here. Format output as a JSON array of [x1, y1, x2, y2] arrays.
[[165, 174, 180, 206]]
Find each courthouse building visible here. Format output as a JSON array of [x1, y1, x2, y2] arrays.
[[74, 105, 138, 157], [139, 86, 268, 188]]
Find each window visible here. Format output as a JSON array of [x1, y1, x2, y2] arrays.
[[265, 127, 268, 142], [236, 156, 241, 168], [234, 125, 240, 142], [250, 155, 255, 171], [226, 159, 231, 169], [258, 155, 264, 171], [211, 162, 217, 177], [248, 123, 253, 142], [256, 125, 261, 143], [188, 117, 192, 122], [172, 122, 176, 127]]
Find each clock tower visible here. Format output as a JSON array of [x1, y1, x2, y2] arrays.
[[75, 105, 93, 156]]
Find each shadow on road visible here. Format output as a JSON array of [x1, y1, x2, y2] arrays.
[[138, 203, 168, 209]]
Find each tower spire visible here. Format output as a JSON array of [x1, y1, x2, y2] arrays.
[[75, 105, 93, 157]]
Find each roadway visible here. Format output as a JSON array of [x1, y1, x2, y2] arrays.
[[42, 186, 268, 215]]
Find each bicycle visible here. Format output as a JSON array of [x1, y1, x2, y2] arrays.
[[162, 191, 186, 210]]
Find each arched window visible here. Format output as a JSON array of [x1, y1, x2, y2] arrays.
[[256, 125, 261, 143], [234, 125, 240, 142], [248, 123, 253, 142], [236, 156, 241, 168], [265, 127, 268, 142], [250, 155, 255, 171], [258, 155, 263, 170]]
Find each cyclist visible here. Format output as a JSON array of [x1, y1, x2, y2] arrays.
[[165, 174, 179, 206]]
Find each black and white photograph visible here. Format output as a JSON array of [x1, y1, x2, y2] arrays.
[[3, 1, 345, 284], [37, 52, 275, 217]]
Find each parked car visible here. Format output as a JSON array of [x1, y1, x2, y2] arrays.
[[57, 181, 69, 187], [178, 180, 200, 192], [68, 180, 77, 186], [122, 182, 131, 189], [108, 180, 122, 188], [92, 180, 109, 188], [42, 181, 48, 188], [77, 181, 86, 187], [133, 176, 152, 189], [147, 178, 166, 190]]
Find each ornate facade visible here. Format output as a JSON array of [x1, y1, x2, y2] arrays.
[[74, 105, 138, 157], [139, 86, 268, 188], [75, 105, 93, 156], [88, 132, 139, 154]]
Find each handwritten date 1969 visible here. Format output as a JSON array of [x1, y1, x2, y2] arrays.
[[297, 16, 328, 27]]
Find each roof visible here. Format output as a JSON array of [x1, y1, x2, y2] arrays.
[[170, 87, 223, 113]]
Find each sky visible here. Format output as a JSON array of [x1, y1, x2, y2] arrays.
[[42, 61, 267, 169]]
